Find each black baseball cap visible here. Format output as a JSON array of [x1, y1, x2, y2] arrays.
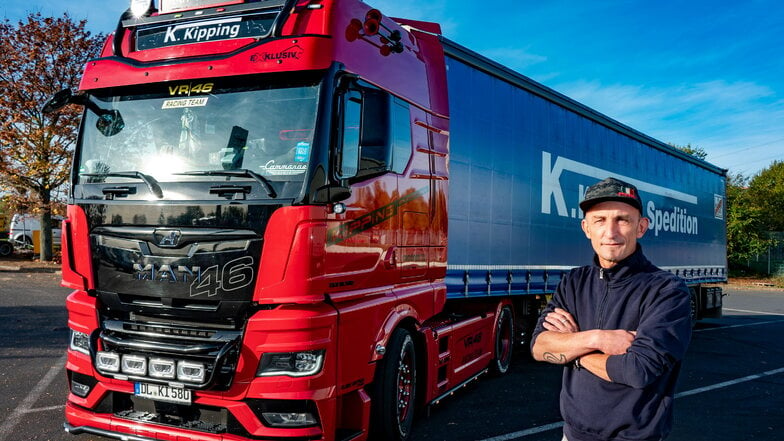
[[579, 177, 643, 214]]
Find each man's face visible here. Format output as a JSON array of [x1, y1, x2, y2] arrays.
[[581, 201, 649, 269]]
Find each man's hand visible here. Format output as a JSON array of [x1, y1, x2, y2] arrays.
[[594, 329, 636, 355], [543, 308, 579, 333]]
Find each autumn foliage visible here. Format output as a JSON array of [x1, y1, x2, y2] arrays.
[[0, 13, 104, 260]]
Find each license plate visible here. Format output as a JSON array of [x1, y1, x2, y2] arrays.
[[134, 382, 192, 404]]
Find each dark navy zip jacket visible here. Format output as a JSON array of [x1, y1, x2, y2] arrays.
[[531, 246, 692, 441]]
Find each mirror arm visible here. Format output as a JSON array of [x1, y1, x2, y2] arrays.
[[314, 183, 351, 204]]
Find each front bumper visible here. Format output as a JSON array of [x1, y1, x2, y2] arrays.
[[65, 295, 340, 440], [65, 422, 157, 441], [65, 399, 328, 440]]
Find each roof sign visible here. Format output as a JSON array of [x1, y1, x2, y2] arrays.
[[135, 12, 275, 50]]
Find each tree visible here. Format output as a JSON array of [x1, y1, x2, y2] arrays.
[[0, 13, 104, 260], [725, 172, 773, 264], [746, 161, 784, 232], [671, 143, 708, 161]]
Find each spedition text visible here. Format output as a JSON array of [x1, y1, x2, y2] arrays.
[[647, 201, 698, 237]]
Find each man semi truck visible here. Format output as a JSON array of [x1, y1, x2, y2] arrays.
[[50, 0, 727, 440]]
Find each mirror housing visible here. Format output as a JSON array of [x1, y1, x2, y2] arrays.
[[42, 89, 82, 114]]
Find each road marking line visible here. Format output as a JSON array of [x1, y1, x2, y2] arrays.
[[478, 421, 565, 441], [0, 354, 66, 441], [724, 308, 784, 317], [694, 318, 784, 332], [674, 367, 784, 398], [23, 405, 65, 413], [477, 367, 784, 441]]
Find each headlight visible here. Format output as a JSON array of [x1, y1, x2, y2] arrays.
[[69, 330, 90, 355], [257, 350, 325, 377]]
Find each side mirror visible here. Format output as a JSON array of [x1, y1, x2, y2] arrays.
[[42, 89, 77, 114], [43, 88, 125, 137]]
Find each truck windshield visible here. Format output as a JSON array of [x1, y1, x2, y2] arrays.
[[77, 76, 320, 186]]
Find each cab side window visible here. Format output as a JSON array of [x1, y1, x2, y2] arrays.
[[337, 84, 412, 180], [390, 97, 412, 174], [339, 90, 361, 178]]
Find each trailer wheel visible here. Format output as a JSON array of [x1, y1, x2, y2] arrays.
[[371, 328, 417, 441], [491, 305, 514, 375], [689, 287, 699, 328]]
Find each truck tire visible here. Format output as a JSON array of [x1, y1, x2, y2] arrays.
[[371, 328, 417, 441], [0, 241, 12, 257], [491, 305, 514, 375], [689, 287, 699, 328]]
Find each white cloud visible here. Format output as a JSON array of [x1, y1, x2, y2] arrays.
[[552, 78, 784, 175]]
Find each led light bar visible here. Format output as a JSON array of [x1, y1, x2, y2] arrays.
[[94, 351, 209, 383], [177, 360, 206, 383], [149, 358, 177, 379], [96, 352, 121, 373], [122, 354, 148, 376]]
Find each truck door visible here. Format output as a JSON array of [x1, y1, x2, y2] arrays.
[[396, 102, 431, 281], [324, 83, 400, 288]]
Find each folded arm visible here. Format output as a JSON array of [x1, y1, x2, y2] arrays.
[[532, 308, 635, 381]]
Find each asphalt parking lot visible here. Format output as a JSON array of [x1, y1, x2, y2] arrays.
[[411, 286, 784, 441], [1, 268, 782, 441]]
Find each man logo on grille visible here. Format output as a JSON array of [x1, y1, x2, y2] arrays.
[[154, 229, 182, 247]]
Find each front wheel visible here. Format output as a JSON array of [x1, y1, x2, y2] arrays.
[[371, 328, 418, 441]]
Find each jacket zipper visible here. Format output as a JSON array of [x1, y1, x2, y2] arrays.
[[596, 268, 610, 328]]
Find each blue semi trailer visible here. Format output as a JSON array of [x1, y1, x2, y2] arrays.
[[442, 39, 726, 335]]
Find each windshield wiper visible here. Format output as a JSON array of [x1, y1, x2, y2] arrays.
[[175, 169, 277, 198], [82, 171, 164, 199]]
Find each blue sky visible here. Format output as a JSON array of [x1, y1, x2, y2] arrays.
[[3, 0, 782, 177]]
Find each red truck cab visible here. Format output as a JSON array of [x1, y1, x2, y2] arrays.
[[58, 1, 512, 440]]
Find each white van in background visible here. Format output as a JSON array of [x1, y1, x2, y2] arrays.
[[7, 213, 63, 248]]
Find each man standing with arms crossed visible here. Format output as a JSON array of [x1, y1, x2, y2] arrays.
[[531, 177, 692, 441]]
